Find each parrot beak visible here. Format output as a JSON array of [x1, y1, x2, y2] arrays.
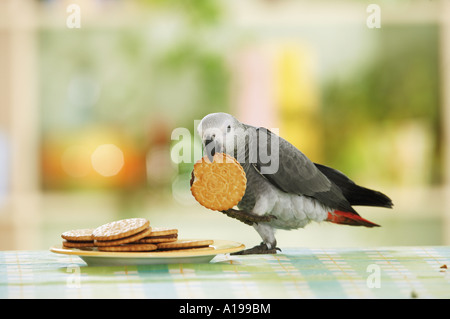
[[204, 138, 216, 162]]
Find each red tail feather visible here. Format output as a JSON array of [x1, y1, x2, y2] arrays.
[[326, 210, 380, 227]]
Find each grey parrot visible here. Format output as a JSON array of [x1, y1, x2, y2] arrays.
[[195, 112, 393, 254]]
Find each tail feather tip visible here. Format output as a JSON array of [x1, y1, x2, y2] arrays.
[[326, 211, 380, 228]]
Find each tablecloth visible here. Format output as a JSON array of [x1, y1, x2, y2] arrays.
[[1, 246, 449, 299]]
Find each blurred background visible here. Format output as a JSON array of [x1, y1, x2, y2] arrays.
[[1, 0, 450, 250]]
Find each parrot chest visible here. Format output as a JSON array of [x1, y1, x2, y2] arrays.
[[239, 164, 330, 229]]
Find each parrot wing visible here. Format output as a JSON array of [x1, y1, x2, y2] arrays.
[[252, 127, 357, 214]]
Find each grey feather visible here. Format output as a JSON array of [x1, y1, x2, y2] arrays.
[[252, 127, 357, 214]]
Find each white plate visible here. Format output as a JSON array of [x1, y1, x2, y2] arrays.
[[50, 239, 245, 266]]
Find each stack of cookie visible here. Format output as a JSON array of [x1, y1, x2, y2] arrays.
[[92, 218, 157, 252], [61, 218, 213, 253], [60, 228, 96, 249]]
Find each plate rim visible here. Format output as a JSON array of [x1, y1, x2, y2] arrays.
[[50, 239, 245, 259]]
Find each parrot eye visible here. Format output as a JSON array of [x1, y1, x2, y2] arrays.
[[226, 125, 231, 133]]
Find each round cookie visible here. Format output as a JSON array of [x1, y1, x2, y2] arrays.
[[147, 227, 178, 237], [190, 153, 246, 211], [97, 243, 157, 252], [137, 227, 178, 244], [136, 227, 178, 244], [61, 229, 94, 242], [92, 218, 150, 241], [136, 234, 178, 244], [94, 227, 153, 247], [157, 239, 214, 251], [62, 240, 94, 248]]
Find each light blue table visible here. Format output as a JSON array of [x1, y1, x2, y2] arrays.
[[1, 246, 449, 298]]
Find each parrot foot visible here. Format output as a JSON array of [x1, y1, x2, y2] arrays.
[[231, 242, 281, 255], [221, 209, 277, 226]]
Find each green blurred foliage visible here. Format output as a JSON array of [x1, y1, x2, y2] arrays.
[[38, 0, 441, 190], [39, 0, 230, 140], [38, 0, 230, 192], [321, 25, 440, 185]]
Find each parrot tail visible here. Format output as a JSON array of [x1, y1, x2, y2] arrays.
[[326, 210, 380, 227], [315, 163, 393, 208]]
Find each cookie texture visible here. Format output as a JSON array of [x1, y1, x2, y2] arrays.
[[61, 229, 94, 242], [136, 234, 178, 244], [157, 239, 214, 250], [94, 227, 152, 246], [92, 218, 150, 241], [190, 153, 246, 211], [97, 243, 157, 252], [147, 227, 178, 237], [62, 240, 94, 248]]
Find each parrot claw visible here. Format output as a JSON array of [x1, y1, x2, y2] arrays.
[[231, 242, 281, 255]]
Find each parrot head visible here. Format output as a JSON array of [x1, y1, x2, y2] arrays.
[[197, 112, 246, 162]]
